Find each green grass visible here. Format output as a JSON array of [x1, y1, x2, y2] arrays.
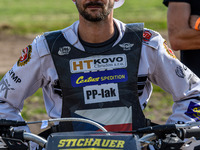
[[115, 0, 168, 30], [0, 0, 78, 34], [143, 84, 173, 124], [0, 0, 167, 34], [0, 75, 4, 79], [21, 88, 45, 120]]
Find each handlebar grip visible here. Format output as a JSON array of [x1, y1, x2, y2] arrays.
[[0, 119, 26, 127], [136, 124, 177, 134], [183, 128, 200, 138]]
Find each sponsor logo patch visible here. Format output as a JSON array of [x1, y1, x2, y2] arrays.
[[58, 46, 71, 55], [17, 45, 32, 66], [9, 68, 21, 83], [143, 30, 152, 42], [83, 83, 119, 104], [175, 66, 185, 78], [0, 77, 15, 98], [185, 102, 200, 121], [70, 54, 127, 73], [119, 43, 134, 51], [71, 69, 128, 87], [163, 41, 176, 59]]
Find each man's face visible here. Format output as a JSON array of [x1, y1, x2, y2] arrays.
[[75, 0, 114, 22]]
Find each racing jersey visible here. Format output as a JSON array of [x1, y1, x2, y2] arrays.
[[0, 18, 200, 132]]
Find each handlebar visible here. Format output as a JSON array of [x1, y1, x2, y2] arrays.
[[9, 127, 200, 149], [0, 119, 26, 127], [0, 118, 200, 150], [23, 132, 47, 148], [15, 127, 200, 149], [27, 117, 108, 132], [138, 133, 157, 147]]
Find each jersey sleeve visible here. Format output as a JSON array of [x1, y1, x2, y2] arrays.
[[149, 32, 200, 124], [0, 36, 44, 128]]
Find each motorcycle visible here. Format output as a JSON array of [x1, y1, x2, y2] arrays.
[[0, 118, 200, 150]]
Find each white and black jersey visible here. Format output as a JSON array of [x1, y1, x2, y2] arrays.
[[0, 19, 200, 132]]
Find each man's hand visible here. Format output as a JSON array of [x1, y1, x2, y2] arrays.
[[190, 15, 200, 30]]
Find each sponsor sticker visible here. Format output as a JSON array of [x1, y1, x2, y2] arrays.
[[83, 83, 119, 104], [70, 54, 127, 73], [71, 69, 128, 87], [41, 120, 48, 129], [17, 45, 32, 66], [57, 138, 125, 149], [185, 101, 200, 121], [163, 41, 176, 59]]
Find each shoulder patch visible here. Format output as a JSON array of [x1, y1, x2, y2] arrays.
[[142, 29, 159, 49], [163, 40, 177, 59], [143, 30, 152, 42], [17, 45, 32, 67]]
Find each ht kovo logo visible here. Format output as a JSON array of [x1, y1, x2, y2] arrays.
[[70, 54, 127, 73]]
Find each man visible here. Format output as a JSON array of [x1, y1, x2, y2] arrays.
[[163, 0, 200, 77], [0, 0, 200, 140]]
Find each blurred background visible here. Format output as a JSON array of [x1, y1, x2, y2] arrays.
[[0, 0, 175, 133]]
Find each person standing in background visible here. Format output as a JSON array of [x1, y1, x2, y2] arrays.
[[163, 0, 200, 77]]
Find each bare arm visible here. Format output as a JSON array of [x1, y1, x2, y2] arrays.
[[167, 2, 200, 50], [190, 15, 200, 29]]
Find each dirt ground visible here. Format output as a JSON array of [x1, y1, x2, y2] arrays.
[[0, 31, 179, 133], [0, 33, 36, 74]]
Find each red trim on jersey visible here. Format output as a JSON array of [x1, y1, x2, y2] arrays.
[[98, 123, 132, 132]]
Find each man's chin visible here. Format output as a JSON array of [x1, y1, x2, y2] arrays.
[[82, 13, 104, 22], [85, 17, 103, 22]]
